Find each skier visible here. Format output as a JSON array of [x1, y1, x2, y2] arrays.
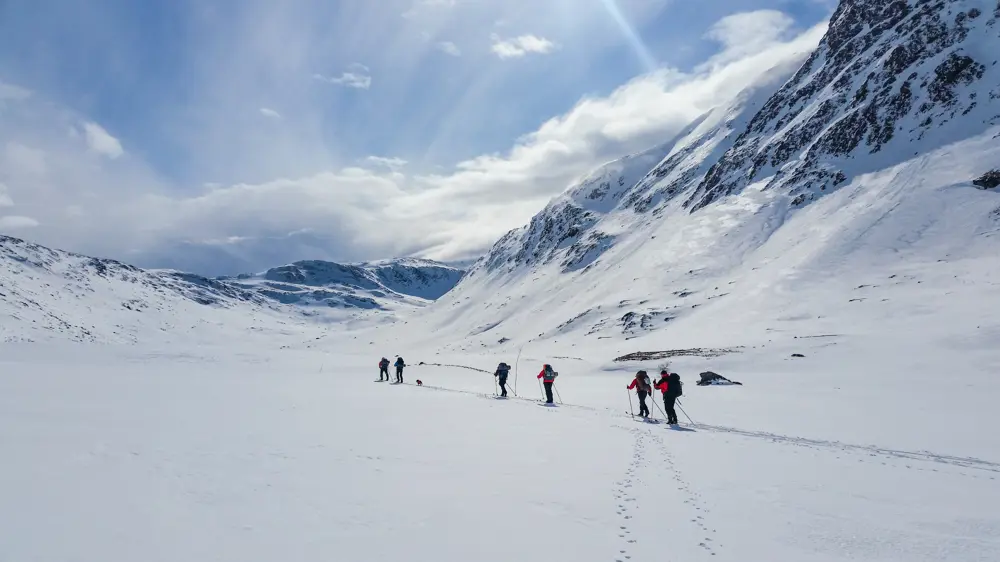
[[495, 362, 511, 397], [378, 357, 390, 381], [627, 370, 653, 418], [537, 364, 558, 404], [655, 369, 683, 425], [394, 356, 406, 383]]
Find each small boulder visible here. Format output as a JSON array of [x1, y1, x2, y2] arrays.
[[697, 371, 743, 386], [973, 170, 1000, 189], [791, 353, 806, 358]]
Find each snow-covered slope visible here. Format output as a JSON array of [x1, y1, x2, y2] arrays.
[[0, 235, 297, 344], [223, 258, 464, 309], [686, 0, 1000, 211], [413, 0, 1000, 354], [0, 236, 462, 343], [478, 60, 808, 276]]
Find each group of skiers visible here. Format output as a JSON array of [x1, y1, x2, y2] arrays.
[[491, 362, 559, 403], [378, 357, 682, 421], [627, 369, 682, 424], [378, 356, 406, 383]]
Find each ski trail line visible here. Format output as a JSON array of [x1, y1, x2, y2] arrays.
[[395, 375, 1000, 474], [690, 423, 1000, 474]]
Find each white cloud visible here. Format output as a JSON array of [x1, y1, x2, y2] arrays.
[[436, 41, 462, 56], [5, 142, 47, 176], [365, 156, 409, 170], [490, 33, 557, 59], [0, 81, 32, 102], [703, 10, 798, 68], [314, 63, 372, 89], [402, 0, 458, 19], [0, 10, 828, 273], [0, 183, 13, 208], [0, 216, 40, 230], [82, 122, 124, 159], [259, 107, 282, 119]]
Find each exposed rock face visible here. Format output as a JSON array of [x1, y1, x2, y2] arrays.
[[685, 0, 1000, 211], [973, 169, 1000, 188]]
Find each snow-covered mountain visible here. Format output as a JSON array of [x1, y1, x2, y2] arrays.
[[410, 0, 1000, 354], [479, 60, 804, 276], [0, 235, 292, 344], [0, 235, 464, 343], [222, 258, 464, 309], [685, 0, 1000, 211]]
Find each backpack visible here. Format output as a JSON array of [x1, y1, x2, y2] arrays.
[[636, 370, 652, 393], [669, 373, 682, 396]]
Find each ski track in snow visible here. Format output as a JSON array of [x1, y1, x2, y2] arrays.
[[692, 423, 1000, 476], [406, 373, 1000, 478]]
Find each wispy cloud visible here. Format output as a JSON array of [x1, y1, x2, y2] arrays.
[[490, 33, 557, 59], [0, 7, 830, 273], [402, 0, 458, 19], [0, 182, 14, 208], [259, 107, 282, 119], [313, 63, 372, 89], [436, 41, 462, 56], [0, 81, 31, 101], [365, 156, 409, 170], [81, 122, 124, 159], [702, 10, 798, 68], [0, 215, 40, 229]]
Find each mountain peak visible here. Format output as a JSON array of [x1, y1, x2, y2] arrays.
[[686, 0, 999, 211]]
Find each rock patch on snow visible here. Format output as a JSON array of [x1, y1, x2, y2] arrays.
[[614, 348, 742, 362], [696, 371, 743, 386], [973, 169, 1000, 189]]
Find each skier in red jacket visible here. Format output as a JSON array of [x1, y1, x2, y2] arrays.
[[655, 369, 682, 424], [378, 357, 390, 381], [537, 364, 558, 404], [626, 370, 653, 418]]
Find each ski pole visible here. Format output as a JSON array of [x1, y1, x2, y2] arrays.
[[652, 396, 667, 420], [676, 399, 695, 425], [553, 383, 562, 404], [514, 346, 523, 396], [538, 378, 544, 401], [494, 375, 498, 397], [627, 389, 634, 418]]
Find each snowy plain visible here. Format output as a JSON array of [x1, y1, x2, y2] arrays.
[[3, 328, 999, 562], [5, 0, 1000, 559]]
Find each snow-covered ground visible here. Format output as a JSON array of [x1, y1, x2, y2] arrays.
[[4, 1, 1000, 559], [2, 334, 998, 562]]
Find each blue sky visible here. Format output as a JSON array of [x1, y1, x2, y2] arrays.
[[0, 0, 835, 275]]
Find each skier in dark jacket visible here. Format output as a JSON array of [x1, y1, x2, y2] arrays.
[[378, 357, 390, 381], [537, 364, 558, 404], [655, 370, 682, 424], [495, 362, 511, 397], [394, 356, 406, 383], [627, 370, 653, 418]]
